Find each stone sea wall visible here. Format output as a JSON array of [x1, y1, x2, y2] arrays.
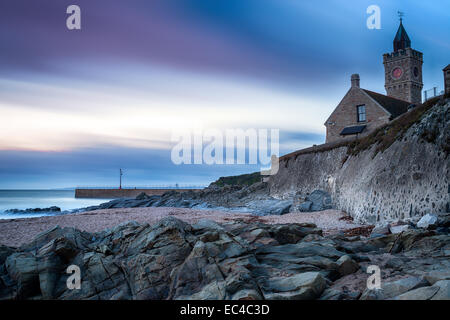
[[269, 100, 449, 224]]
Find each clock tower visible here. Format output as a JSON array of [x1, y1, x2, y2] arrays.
[[383, 18, 423, 104]]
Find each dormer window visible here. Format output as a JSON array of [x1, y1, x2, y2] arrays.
[[357, 105, 366, 122]]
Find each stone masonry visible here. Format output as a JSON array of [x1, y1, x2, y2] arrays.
[[383, 48, 423, 104], [324, 75, 391, 143], [444, 65, 450, 95]]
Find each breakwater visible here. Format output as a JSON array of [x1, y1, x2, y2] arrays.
[[75, 188, 201, 199]]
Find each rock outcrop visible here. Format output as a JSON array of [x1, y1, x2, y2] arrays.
[[295, 190, 333, 212], [0, 217, 448, 300], [79, 181, 295, 216], [5, 207, 61, 214]]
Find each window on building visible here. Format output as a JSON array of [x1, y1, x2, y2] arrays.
[[357, 105, 366, 122]]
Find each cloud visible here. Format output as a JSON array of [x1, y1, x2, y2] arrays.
[[0, 63, 330, 152], [0, 0, 449, 188]]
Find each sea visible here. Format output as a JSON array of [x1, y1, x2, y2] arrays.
[[0, 190, 109, 219]]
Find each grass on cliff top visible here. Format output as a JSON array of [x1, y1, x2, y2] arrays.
[[280, 93, 448, 163], [209, 172, 262, 188], [346, 94, 447, 157]]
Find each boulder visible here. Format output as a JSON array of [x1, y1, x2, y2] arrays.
[[298, 201, 313, 212], [431, 280, 450, 300], [424, 270, 450, 285], [336, 255, 359, 276], [389, 224, 411, 234], [5, 252, 40, 299], [393, 286, 440, 300], [319, 288, 343, 300], [307, 190, 332, 211], [262, 272, 326, 300], [298, 190, 332, 212], [247, 199, 293, 216], [381, 277, 429, 299], [360, 289, 385, 300], [256, 242, 344, 261], [192, 219, 225, 232], [0, 245, 15, 265], [302, 234, 326, 242], [417, 214, 438, 229], [231, 289, 263, 300], [176, 281, 227, 300], [370, 224, 391, 237], [268, 224, 322, 244], [384, 257, 405, 270]]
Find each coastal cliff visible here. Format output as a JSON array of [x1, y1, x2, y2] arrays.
[[269, 97, 450, 224]]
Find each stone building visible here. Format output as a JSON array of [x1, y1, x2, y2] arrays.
[[324, 74, 410, 143], [444, 64, 450, 95], [324, 19, 421, 143]]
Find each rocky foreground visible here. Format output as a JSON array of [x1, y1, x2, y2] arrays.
[[1, 214, 449, 300]]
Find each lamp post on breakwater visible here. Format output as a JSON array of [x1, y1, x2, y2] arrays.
[[119, 169, 123, 190]]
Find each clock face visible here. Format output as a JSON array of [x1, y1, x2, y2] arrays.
[[392, 67, 403, 79]]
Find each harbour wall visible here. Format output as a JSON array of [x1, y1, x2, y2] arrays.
[[75, 188, 201, 199]]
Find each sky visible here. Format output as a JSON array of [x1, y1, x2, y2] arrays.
[[0, 0, 449, 189]]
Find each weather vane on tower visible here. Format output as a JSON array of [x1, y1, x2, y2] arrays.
[[398, 11, 405, 22]]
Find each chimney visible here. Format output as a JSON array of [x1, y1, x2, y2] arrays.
[[351, 74, 360, 88]]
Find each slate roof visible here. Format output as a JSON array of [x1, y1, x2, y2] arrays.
[[394, 20, 411, 51], [363, 89, 411, 119], [340, 125, 366, 136]]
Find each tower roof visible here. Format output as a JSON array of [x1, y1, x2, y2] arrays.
[[393, 20, 411, 51]]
